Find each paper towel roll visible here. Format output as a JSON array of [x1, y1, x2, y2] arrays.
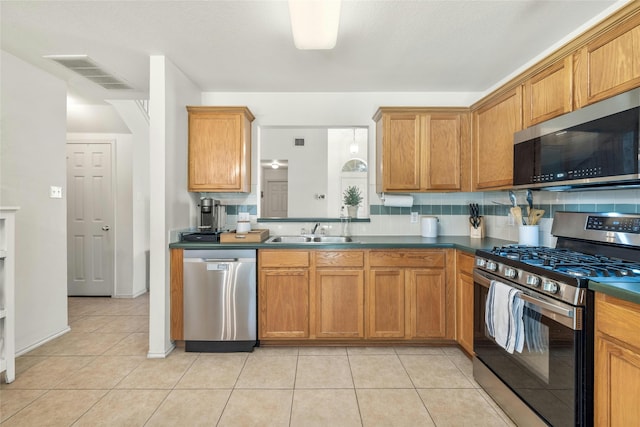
[[382, 194, 414, 207]]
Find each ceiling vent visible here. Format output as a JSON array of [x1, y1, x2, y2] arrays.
[[43, 55, 133, 90], [294, 138, 305, 147]]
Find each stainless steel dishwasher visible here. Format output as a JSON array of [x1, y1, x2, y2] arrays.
[[183, 249, 257, 352]]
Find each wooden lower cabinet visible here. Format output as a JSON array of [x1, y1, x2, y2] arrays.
[[366, 249, 454, 340], [255, 248, 455, 343], [258, 250, 311, 339], [594, 292, 640, 426], [315, 269, 364, 338], [367, 269, 406, 338], [455, 251, 475, 355], [409, 268, 448, 339], [259, 268, 310, 338]]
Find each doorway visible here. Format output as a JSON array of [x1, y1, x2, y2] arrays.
[[261, 166, 289, 217], [66, 141, 115, 296]]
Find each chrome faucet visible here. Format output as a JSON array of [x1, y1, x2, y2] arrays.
[[311, 222, 320, 235]]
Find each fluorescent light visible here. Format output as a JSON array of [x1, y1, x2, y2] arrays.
[[288, 0, 341, 50]]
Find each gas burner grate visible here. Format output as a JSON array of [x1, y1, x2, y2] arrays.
[[487, 245, 640, 279]]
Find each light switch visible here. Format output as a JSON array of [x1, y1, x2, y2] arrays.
[[410, 211, 419, 223], [50, 186, 63, 199]]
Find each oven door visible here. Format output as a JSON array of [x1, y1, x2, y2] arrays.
[[473, 269, 591, 427]]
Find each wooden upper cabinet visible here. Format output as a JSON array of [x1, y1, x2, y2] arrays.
[[375, 111, 422, 192], [187, 106, 254, 192], [523, 56, 573, 128], [373, 108, 470, 193], [575, 12, 640, 108], [472, 87, 522, 190], [423, 114, 466, 191]]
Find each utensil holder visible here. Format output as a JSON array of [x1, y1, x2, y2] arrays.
[[470, 218, 485, 238], [519, 225, 539, 246]]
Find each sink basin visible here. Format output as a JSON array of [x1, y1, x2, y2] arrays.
[[267, 236, 313, 243], [312, 236, 356, 243], [265, 235, 357, 244]]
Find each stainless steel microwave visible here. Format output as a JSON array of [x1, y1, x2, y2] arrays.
[[513, 88, 640, 190]]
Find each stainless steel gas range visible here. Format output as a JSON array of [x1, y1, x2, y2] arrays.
[[473, 211, 640, 427]]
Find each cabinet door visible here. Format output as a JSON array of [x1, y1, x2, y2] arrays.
[[170, 248, 184, 341], [575, 15, 640, 108], [188, 108, 252, 192], [408, 268, 447, 339], [367, 269, 406, 338], [523, 56, 573, 128], [379, 113, 422, 191], [259, 269, 309, 338], [315, 269, 364, 338], [456, 272, 474, 354], [472, 87, 522, 190], [595, 336, 640, 426], [423, 114, 462, 191]]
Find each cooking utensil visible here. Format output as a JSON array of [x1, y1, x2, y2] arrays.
[[469, 203, 481, 229], [510, 206, 525, 226], [508, 190, 517, 207], [526, 189, 533, 215], [529, 209, 545, 225]]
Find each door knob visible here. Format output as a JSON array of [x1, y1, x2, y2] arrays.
[[102, 225, 110, 231]]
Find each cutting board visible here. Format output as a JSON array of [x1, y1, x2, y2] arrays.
[[220, 229, 269, 243]]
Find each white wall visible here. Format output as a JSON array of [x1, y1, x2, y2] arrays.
[[148, 56, 200, 358], [261, 127, 328, 217], [109, 100, 151, 297], [0, 50, 69, 353]]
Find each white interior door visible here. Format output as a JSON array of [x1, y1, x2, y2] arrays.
[[66, 142, 114, 296], [263, 180, 288, 217]]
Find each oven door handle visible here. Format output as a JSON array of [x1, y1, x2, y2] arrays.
[[518, 293, 574, 318], [474, 269, 582, 330]]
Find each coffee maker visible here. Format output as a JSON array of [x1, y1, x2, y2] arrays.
[[198, 198, 220, 232]]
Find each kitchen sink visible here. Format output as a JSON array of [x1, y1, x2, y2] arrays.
[[265, 235, 357, 244], [312, 236, 356, 243]]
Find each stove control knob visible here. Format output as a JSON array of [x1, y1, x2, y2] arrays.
[[504, 267, 517, 279], [526, 275, 540, 287], [486, 261, 498, 272], [475, 258, 486, 268], [542, 280, 559, 294]]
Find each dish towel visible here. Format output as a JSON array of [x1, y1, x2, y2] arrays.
[[485, 280, 525, 354], [524, 309, 549, 353]]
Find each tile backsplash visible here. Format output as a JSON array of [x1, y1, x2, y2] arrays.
[[204, 188, 640, 247]]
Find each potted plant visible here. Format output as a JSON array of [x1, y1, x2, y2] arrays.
[[343, 185, 363, 218]]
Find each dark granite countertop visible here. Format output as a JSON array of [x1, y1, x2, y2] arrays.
[[169, 235, 514, 255], [589, 279, 640, 305]]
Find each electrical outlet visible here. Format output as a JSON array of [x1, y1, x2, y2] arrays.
[[410, 211, 419, 223], [50, 186, 63, 199]]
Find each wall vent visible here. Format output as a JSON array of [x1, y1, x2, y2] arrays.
[[43, 55, 133, 90], [294, 138, 305, 147]]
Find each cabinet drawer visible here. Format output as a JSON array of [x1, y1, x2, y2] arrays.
[[456, 251, 475, 275], [369, 250, 445, 268], [259, 250, 309, 268], [315, 251, 364, 268], [596, 293, 640, 350]]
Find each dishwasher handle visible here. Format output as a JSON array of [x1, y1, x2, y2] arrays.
[[204, 258, 238, 262]]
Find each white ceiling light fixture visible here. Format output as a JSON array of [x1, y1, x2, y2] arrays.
[[288, 0, 341, 50]]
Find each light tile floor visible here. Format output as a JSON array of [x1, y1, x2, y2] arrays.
[[1, 294, 516, 426]]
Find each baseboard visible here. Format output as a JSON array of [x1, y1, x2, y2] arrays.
[[147, 342, 175, 359], [16, 326, 71, 356], [112, 289, 148, 299]]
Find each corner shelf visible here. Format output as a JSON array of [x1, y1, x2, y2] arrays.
[[0, 207, 18, 384]]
